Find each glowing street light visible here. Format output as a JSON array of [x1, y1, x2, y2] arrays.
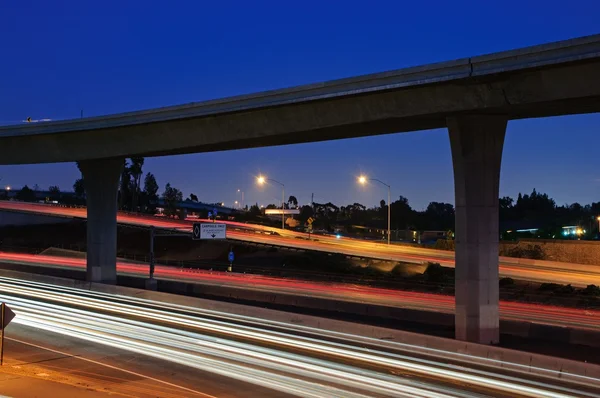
[[358, 175, 391, 245], [5, 186, 10, 191], [257, 175, 285, 229], [237, 189, 244, 209]]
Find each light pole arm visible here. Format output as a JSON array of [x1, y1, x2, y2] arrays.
[[267, 178, 284, 188], [370, 178, 390, 189]]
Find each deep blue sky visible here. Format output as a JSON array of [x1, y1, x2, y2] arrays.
[[1, 1, 599, 209]]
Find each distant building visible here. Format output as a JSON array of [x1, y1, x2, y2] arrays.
[[562, 225, 585, 237]]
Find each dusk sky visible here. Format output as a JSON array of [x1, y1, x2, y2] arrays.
[[1, 1, 599, 210]]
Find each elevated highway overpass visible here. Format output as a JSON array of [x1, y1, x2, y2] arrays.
[[2, 34, 600, 344]]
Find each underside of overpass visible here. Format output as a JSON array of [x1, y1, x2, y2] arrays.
[[2, 34, 600, 345], [76, 114, 508, 345]]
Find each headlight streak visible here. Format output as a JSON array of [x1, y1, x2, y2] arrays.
[[1, 275, 594, 387], [0, 283, 594, 396], [15, 313, 446, 398], [0, 277, 598, 398], [7, 299, 464, 398], [13, 316, 370, 398], [0, 279, 596, 398]]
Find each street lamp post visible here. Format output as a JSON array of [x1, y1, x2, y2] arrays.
[[257, 175, 285, 230], [358, 175, 391, 245], [237, 189, 244, 209]]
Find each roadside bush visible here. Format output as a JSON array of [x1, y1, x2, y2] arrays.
[[499, 277, 515, 287], [433, 239, 455, 251], [423, 262, 453, 283], [505, 244, 545, 260], [557, 284, 576, 295], [581, 284, 600, 296], [390, 263, 409, 277], [539, 283, 562, 292]]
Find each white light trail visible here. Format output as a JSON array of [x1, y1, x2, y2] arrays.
[[0, 277, 598, 398]]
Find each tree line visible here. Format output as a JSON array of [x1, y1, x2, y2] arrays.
[[5, 159, 600, 239], [4, 158, 193, 219], [250, 189, 600, 239]]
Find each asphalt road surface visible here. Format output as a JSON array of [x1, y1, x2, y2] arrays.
[[0, 251, 599, 342], [0, 276, 598, 397]]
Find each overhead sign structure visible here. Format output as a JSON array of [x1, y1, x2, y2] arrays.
[[193, 223, 226, 240]]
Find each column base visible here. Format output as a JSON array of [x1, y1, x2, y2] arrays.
[[145, 277, 158, 291]]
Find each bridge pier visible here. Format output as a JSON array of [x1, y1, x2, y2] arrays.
[[78, 158, 124, 284], [448, 115, 507, 345]]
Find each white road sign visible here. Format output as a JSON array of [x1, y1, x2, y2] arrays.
[[199, 223, 227, 239]]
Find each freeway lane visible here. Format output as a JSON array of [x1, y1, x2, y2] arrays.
[[1, 276, 599, 398], [1, 251, 599, 333], [1, 201, 599, 286]]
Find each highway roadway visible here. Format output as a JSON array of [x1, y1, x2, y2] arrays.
[[1, 201, 599, 287], [1, 275, 599, 398], [0, 251, 599, 335]]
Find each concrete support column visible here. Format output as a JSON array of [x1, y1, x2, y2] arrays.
[[447, 115, 507, 345], [78, 158, 124, 284]]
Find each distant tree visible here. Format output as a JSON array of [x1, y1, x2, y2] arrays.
[[499, 196, 514, 221], [500, 196, 514, 209], [144, 173, 159, 201], [249, 203, 261, 216], [513, 188, 556, 225], [119, 159, 131, 210], [288, 195, 298, 208], [424, 202, 455, 230], [16, 185, 36, 202], [266, 204, 278, 209], [162, 183, 183, 218], [129, 157, 144, 212], [380, 199, 386, 209], [48, 185, 61, 201], [299, 205, 314, 223], [189, 193, 199, 202], [73, 178, 85, 199], [32, 184, 40, 192], [390, 196, 415, 230], [142, 172, 159, 213], [312, 202, 339, 230]]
